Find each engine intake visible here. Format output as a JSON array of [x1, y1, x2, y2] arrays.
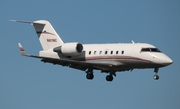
[[53, 42, 83, 56]]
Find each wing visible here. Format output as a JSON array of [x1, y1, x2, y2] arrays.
[[18, 43, 110, 71]]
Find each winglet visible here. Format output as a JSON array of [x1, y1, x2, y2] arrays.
[[18, 43, 26, 55]]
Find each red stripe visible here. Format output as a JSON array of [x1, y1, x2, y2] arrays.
[[75, 56, 151, 63], [36, 31, 55, 36], [20, 47, 25, 51], [42, 32, 55, 35]]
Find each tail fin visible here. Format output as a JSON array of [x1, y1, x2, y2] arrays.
[[33, 20, 64, 50], [11, 20, 64, 50]]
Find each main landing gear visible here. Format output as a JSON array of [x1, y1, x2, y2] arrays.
[[85, 69, 116, 82], [153, 68, 159, 80], [106, 70, 116, 82], [106, 75, 113, 81], [86, 68, 94, 80], [86, 73, 94, 80]]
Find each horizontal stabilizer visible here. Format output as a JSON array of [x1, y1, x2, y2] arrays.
[[10, 20, 47, 25], [10, 20, 34, 25]]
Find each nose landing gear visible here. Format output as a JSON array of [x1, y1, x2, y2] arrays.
[[154, 68, 159, 80], [153, 75, 159, 80]]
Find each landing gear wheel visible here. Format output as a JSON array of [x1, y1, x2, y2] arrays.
[[153, 75, 159, 80], [86, 74, 94, 80], [106, 75, 113, 81]]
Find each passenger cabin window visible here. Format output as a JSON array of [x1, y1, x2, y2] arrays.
[[116, 51, 118, 54], [99, 51, 102, 55], [94, 51, 97, 55], [89, 51, 91, 55], [121, 50, 124, 54], [105, 51, 108, 54], [111, 51, 113, 54], [141, 48, 161, 52]]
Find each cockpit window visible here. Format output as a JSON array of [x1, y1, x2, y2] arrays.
[[141, 48, 161, 52], [141, 48, 150, 52], [150, 48, 161, 52]]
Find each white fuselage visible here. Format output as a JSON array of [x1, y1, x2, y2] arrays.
[[39, 43, 172, 71]]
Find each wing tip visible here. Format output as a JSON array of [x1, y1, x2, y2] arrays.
[[18, 43, 26, 55]]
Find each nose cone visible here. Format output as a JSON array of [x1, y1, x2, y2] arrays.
[[158, 54, 173, 66], [151, 53, 173, 67], [164, 56, 173, 66]]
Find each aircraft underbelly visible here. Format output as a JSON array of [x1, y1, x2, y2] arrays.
[[86, 59, 159, 71]]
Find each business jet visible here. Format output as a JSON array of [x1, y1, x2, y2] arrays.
[[11, 20, 173, 81]]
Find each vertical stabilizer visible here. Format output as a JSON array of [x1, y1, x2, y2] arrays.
[[11, 20, 64, 50], [32, 20, 64, 50]]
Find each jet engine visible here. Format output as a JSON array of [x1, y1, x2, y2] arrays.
[[53, 42, 83, 56]]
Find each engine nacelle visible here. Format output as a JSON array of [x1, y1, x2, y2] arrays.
[[53, 42, 83, 56]]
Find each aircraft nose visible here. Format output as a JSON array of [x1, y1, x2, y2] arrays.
[[164, 57, 173, 65], [152, 53, 173, 66], [160, 55, 173, 66]]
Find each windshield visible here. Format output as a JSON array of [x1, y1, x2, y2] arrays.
[[141, 48, 161, 52]]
